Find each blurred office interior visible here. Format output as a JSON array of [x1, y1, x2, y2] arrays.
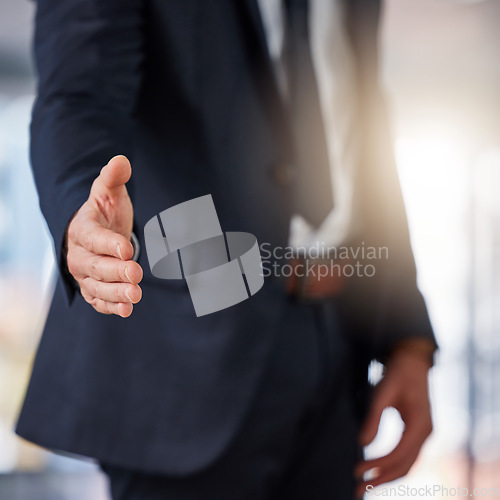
[[0, 0, 499, 498]]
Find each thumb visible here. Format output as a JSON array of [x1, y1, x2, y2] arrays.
[[95, 155, 132, 193], [359, 381, 396, 446]]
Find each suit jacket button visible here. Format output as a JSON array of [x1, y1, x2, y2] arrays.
[[268, 162, 297, 185]]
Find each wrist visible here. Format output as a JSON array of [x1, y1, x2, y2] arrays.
[[62, 211, 81, 291], [388, 338, 437, 369]]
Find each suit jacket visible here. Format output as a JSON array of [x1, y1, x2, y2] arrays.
[[17, 0, 436, 475]]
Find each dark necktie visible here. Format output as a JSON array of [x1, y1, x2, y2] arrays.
[[283, 0, 333, 228]]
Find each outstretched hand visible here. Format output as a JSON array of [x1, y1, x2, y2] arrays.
[[65, 155, 143, 317]]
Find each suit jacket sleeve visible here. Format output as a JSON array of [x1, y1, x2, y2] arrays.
[[30, 0, 144, 304], [340, 0, 438, 362], [362, 90, 438, 362]]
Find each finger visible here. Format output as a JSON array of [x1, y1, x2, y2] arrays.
[[356, 453, 413, 484], [80, 288, 134, 317], [82, 293, 134, 318], [94, 155, 132, 193], [358, 381, 397, 446], [356, 460, 411, 497], [356, 458, 416, 497], [355, 415, 431, 479], [85, 255, 143, 284], [69, 246, 143, 284], [72, 223, 134, 260], [357, 462, 411, 493], [355, 441, 415, 478], [81, 277, 142, 304]]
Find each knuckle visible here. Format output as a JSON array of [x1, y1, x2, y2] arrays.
[[67, 223, 77, 243], [113, 302, 124, 316], [108, 237, 119, 257], [117, 264, 126, 282], [89, 297, 100, 309], [79, 277, 90, 294], [66, 252, 77, 276], [89, 260, 97, 278], [98, 299, 112, 315], [80, 288, 92, 303], [86, 231, 95, 252], [90, 259, 102, 281]]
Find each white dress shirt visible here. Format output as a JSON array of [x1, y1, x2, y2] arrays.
[[257, 0, 358, 248]]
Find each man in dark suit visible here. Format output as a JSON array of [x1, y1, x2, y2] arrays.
[[17, 0, 437, 498]]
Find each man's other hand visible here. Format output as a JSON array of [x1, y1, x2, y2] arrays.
[[355, 347, 434, 496], [66, 155, 143, 318]]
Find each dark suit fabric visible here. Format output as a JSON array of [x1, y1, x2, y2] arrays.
[[17, 0, 436, 480], [101, 299, 362, 500]]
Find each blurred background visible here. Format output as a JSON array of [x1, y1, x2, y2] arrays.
[[0, 0, 498, 498]]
